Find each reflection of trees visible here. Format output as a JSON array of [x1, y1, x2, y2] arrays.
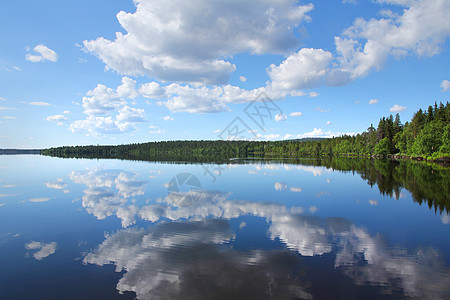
[[286, 157, 449, 213]]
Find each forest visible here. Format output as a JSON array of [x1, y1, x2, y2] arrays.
[[42, 101, 449, 163]]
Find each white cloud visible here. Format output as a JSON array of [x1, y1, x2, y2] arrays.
[[369, 199, 378, 206], [0, 106, 14, 110], [268, 48, 332, 91], [71, 116, 135, 136], [284, 128, 357, 139], [162, 116, 174, 121], [139, 82, 165, 99], [30, 101, 51, 106], [116, 106, 146, 122], [1, 116, 16, 120], [289, 112, 303, 117], [239, 76, 247, 82], [290, 187, 302, 192], [46, 115, 68, 122], [25, 45, 58, 63], [326, 121, 331, 125], [71, 77, 146, 136], [369, 99, 379, 104], [390, 104, 406, 112], [83, 0, 313, 85], [441, 80, 450, 92], [160, 83, 304, 114], [274, 113, 287, 122], [335, 0, 450, 79], [81, 78, 134, 116]]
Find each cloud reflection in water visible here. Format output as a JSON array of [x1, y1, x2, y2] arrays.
[[79, 178, 450, 299]]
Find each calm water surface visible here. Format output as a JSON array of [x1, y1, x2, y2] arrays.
[[0, 155, 449, 299]]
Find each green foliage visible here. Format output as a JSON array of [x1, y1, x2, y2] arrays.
[[374, 138, 391, 156], [411, 120, 445, 156]]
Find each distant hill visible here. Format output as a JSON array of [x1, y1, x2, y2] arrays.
[[0, 149, 41, 155]]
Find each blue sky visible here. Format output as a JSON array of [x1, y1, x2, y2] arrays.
[[0, 0, 449, 148]]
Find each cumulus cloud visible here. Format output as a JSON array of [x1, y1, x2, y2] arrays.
[[76, 0, 450, 116], [160, 83, 306, 114], [334, 0, 450, 79], [369, 99, 379, 104], [25, 45, 58, 63], [268, 48, 333, 91], [390, 104, 406, 112], [139, 82, 165, 99], [239, 76, 247, 82], [116, 106, 146, 122], [83, 0, 313, 85], [70, 77, 146, 136], [441, 80, 450, 92]]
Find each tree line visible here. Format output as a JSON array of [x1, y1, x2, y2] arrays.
[[41, 101, 449, 162]]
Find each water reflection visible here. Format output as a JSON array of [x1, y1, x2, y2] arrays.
[[25, 241, 57, 260], [1, 155, 449, 299], [84, 189, 450, 299], [84, 220, 313, 300], [69, 168, 147, 227]]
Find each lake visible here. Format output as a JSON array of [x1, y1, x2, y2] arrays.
[[0, 155, 449, 299]]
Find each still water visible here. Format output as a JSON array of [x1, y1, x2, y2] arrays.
[[0, 155, 449, 299]]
